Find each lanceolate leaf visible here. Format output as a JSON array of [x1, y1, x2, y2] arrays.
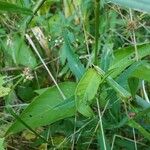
[[75, 68, 101, 117], [62, 29, 85, 80], [110, 43, 150, 78], [0, 1, 32, 15], [6, 82, 77, 135], [108, 0, 150, 13]]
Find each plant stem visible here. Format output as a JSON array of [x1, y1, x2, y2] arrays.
[[94, 0, 100, 65]]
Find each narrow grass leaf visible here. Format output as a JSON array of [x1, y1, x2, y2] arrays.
[[128, 120, 150, 141]]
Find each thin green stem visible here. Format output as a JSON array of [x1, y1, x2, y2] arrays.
[[94, 0, 100, 65]]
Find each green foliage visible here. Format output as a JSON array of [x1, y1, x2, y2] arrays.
[[132, 62, 150, 82], [0, 138, 5, 150], [1, 35, 37, 68], [0, 76, 10, 97], [0, 0, 150, 149], [75, 68, 101, 117], [62, 29, 85, 80], [128, 120, 150, 141], [0, 0, 32, 15], [6, 82, 76, 135], [111, 43, 150, 78], [108, 0, 150, 13], [128, 77, 139, 99]]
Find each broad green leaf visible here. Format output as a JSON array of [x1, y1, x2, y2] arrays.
[[128, 77, 139, 99], [0, 138, 5, 150], [111, 43, 150, 78], [108, 0, 150, 13], [6, 82, 77, 135], [0, 1, 32, 15], [2, 35, 37, 68], [113, 44, 150, 64], [62, 29, 85, 80], [75, 68, 101, 117], [132, 62, 150, 82], [128, 120, 150, 141]]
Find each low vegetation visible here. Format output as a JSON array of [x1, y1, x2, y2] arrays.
[[0, 0, 150, 149]]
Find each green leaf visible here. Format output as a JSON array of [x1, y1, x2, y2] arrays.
[[34, 87, 49, 95], [108, 0, 150, 13], [62, 29, 85, 80], [0, 75, 5, 86], [94, 66, 150, 108], [0, 1, 32, 15], [95, 66, 131, 99], [2, 35, 37, 68], [0, 87, 10, 98], [75, 68, 101, 117], [132, 62, 150, 82], [0, 76, 10, 98], [111, 43, 150, 78], [100, 43, 113, 72], [117, 61, 145, 88], [128, 120, 150, 141], [6, 82, 77, 135], [128, 77, 139, 99], [0, 138, 5, 150]]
